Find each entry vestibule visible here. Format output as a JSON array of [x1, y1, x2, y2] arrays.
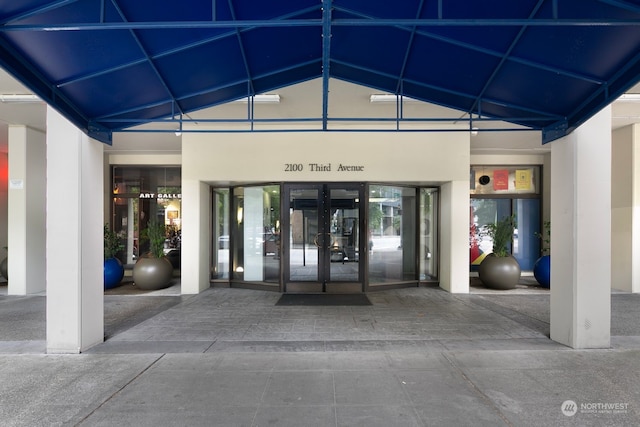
[[283, 183, 364, 293], [210, 183, 438, 293], [180, 131, 471, 295]]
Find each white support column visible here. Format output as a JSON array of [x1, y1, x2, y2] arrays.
[[439, 180, 469, 293], [7, 125, 46, 295], [46, 107, 104, 353], [181, 179, 211, 294], [611, 124, 640, 293], [550, 106, 611, 349]]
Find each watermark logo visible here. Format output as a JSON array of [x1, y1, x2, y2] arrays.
[[562, 400, 629, 417], [561, 400, 578, 417]]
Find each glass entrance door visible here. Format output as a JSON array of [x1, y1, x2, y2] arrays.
[[283, 183, 364, 293]]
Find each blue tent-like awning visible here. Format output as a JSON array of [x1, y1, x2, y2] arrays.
[[0, 0, 639, 144]]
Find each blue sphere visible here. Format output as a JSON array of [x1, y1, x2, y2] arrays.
[[533, 255, 550, 288], [104, 257, 124, 290]]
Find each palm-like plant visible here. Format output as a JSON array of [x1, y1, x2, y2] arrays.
[[481, 215, 517, 257], [142, 220, 167, 258]]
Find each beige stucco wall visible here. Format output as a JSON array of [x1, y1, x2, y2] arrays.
[[181, 131, 471, 294], [611, 124, 640, 292], [183, 131, 469, 183]]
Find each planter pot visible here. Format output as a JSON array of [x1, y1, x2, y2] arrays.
[[104, 257, 124, 290], [132, 256, 173, 290], [478, 253, 521, 290], [0, 256, 7, 280], [533, 255, 550, 288]]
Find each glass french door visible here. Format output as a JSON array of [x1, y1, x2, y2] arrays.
[[283, 183, 364, 293]]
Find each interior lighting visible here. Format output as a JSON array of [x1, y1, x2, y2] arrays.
[[617, 94, 640, 102], [235, 94, 281, 104], [0, 94, 41, 103], [369, 94, 419, 103]]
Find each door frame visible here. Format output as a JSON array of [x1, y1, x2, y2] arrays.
[[282, 183, 365, 293]]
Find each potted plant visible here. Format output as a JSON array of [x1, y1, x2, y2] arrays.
[[533, 221, 550, 288], [104, 225, 124, 289], [132, 219, 173, 290], [478, 214, 521, 290]]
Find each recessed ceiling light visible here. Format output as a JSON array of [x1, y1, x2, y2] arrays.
[[235, 94, 281, 104], [617, 94, 640, 102], [0, 94, 41, 103], [369, 94, 419, 103]]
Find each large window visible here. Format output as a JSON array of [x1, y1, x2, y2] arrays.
[[230, 185, 280, 284], [111, 166, 181, 265], [420, 188, 438, 281], [212, 183, 438, 289], [368, 185, 417, 285], [470, 165, 541, 271], [211, 188, 230, 280]]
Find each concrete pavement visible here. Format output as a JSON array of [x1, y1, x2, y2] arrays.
[[0, 282, 638, 426]]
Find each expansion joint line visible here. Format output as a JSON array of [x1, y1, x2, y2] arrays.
[[74, 353, 166, 425], [442, 353, 514, 427]]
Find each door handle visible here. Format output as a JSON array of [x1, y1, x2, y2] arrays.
[[324, 233, 334, 249], [313, 233, 334, 249]]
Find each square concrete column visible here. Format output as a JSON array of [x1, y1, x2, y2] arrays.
[[611, 124, 640, 293], [550, 106, 611, 349], [7, 125, 46, 295], [440, 180, 469, 293], [181, 179, 211, 294], [46, 107, 104, 353]]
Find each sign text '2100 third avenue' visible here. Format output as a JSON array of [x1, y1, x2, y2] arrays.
[[284, 163, 365, 172]]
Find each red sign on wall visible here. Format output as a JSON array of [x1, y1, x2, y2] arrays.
[[493, 169, 509, 190]]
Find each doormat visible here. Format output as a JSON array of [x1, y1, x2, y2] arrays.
[[276, 294, 372, 306]]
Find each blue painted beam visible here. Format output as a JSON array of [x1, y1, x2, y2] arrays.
[[468, 0, 547, 118], [2, 18, 640, 33], [109, 1, 185, 117], [329, 6, 607, 87], [321, 0, 332, 130], [0, 0, 81, 25]]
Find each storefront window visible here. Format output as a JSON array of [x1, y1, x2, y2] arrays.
[[111, 166, 181, 265], [470, 165, 541, 271], [231, 185, 280, 284]]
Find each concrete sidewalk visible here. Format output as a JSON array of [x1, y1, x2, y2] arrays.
[[0, 284, 639, 426]]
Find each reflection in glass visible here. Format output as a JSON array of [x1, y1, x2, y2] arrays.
[[232, 185, 280, 284], [111, 166, 181, 265], [288, 188, 319, 282], [469, 198, 519, 271], [329, 188, 360, 282], [420, 188, 438, 281], [212, 189, 230, 279], [368, 186, 417, 285]]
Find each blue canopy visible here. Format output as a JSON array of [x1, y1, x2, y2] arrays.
[[1, 0, 639, 143]]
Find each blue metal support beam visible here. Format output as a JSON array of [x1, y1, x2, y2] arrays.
[[110, 0, 185, 118], [0, 0, 82, 25], [2, 18, 640, 33], [321, 0, 332, 130], [52, 5, 321, 90], [598, 0, 640, 14], [330, 5, 607, 87], [468, 0, 546, 118]]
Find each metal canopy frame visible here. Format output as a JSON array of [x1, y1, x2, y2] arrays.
[[0, 0, 639, 144]]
